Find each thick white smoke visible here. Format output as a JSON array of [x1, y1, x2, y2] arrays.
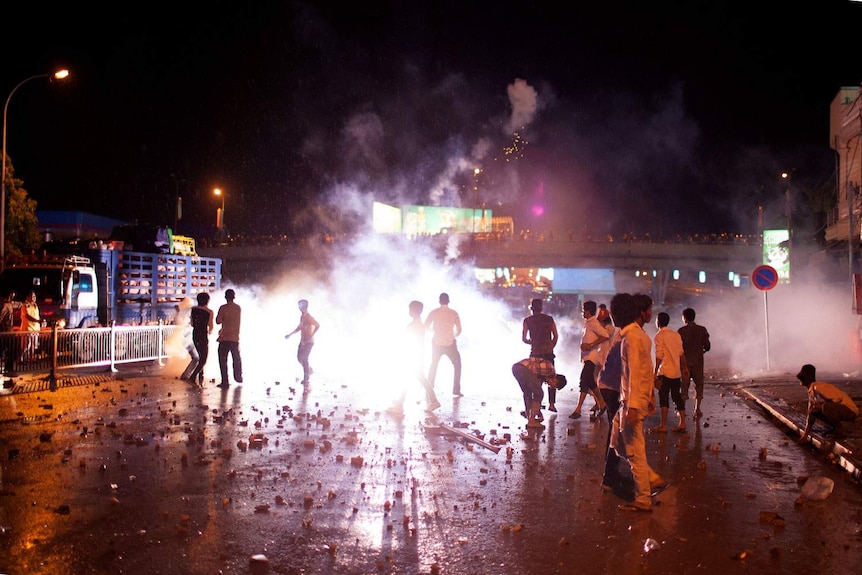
[[187, 70, 860, 412], [506, 78, 539, 133], [175, 233, 862, 419]]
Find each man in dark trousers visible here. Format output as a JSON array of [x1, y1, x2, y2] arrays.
[[285, 299, 320, 386], [188, 292, 213, 386], [678, 307, 710, 419], [216, 289, 242, 388], [426, 292, 463, 397]]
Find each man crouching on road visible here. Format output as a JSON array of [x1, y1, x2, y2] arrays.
[[512, 357, 566, 429], [797, 364, 859, 442]]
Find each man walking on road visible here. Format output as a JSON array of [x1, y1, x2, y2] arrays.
[[678, 307, 710, 419], [611, 293, 668, 512], [285, 299, 320, 386], [653, 311, 689, 433], [216, 288, 242, 388]]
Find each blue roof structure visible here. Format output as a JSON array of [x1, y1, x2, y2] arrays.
[[37, 210, 129, 241]]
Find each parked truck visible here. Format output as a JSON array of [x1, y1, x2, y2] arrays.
[[0, 228, 222, 328]]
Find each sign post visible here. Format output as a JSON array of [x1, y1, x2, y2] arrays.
[[752, 265, 779, 371]]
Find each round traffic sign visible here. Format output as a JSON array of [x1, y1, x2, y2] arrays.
[[752, 265, 779, 291]]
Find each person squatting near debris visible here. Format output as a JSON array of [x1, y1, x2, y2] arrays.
[[522, 298, 559, 412], [569, 300, 608, 419], [796, 364, 859, 441], [425, 292, 463, 397], [678, 307, 710, 419], [652, 311, 689, 433], [512, 356, 567, 429], [609, 292, 669, 512], [389, 300, 440, 415], [285, 299, 320, 386], [216, 288, 243, 388]]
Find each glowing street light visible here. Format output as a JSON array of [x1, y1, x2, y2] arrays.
[[1, 69, 70, 270]]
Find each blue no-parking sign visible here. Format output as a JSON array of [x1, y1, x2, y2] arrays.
[[752, 265, 779, 291]]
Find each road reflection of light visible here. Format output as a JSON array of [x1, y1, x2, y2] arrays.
[[158, 235, 607, 571]]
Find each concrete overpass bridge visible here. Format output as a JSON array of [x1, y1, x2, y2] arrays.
[[460, 238, 762, 275], [200, 236, 764, 304]]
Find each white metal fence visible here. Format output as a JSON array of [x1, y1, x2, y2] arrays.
[[0, 324, 183, 380]]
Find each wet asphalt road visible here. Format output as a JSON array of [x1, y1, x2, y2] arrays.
[[0, 363, 860, 575]]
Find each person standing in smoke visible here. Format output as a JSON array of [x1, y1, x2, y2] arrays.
[[286, 299, 320, 386], [522, 297, 559, 412], [652, 311, 689, 433], [388, 300, 440, 415], [425, 292, 463, 397], [187, 292, 214, 386], [216, 288, 243, 388], [678, 307, 710, 419], [175, 299, 198, 382]]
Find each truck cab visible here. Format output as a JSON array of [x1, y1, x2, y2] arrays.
[[0, 256, 98, 328], [61, 256, 99, 327]]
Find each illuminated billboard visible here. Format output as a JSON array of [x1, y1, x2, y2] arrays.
[[402, 205, 492, 235], [372, 202, 402, 233], [372, 202, 493, 236], [762, 229, 790, 283]]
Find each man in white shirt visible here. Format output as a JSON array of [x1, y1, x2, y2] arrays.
[[612, 293, 668, 512], [425, 292, 463, 396], [569, 300, 608, 419], [653, 312, 689, 433], [215, 288, 242, 388]]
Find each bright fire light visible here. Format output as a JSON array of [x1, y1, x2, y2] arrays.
[[168, 234, 586, 411]]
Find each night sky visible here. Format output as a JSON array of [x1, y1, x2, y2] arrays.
[[2, 1, 861, 240]]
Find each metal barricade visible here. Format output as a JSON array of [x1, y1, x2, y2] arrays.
[[0, 324, 183, 378]]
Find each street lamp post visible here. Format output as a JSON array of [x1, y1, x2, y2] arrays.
[[1, 69, 70, 270], [472, 167, 480, 233], [781, 171, 792, 229], [781, 170, 794, 278], [170, 174, 185, 234], [213, 187, 225, 242]]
